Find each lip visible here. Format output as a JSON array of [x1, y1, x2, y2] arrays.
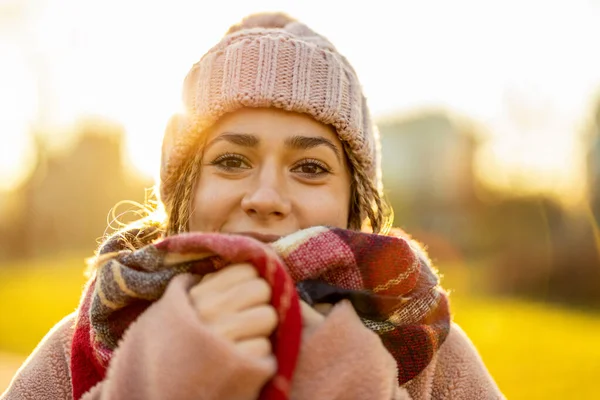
[[231, 231, 283, 243]]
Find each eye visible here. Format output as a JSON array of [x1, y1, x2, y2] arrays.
[[210, 153, 251, 172], [291, 159, 331, 177]]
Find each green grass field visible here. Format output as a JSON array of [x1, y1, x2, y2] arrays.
[[1, 256, 599, 398]]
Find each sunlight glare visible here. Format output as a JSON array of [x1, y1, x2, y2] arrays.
[[5, 0, 600, 198], [0, 41, 37, 191]]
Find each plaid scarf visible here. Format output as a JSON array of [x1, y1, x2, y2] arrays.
[[70, 226, 450, 400]]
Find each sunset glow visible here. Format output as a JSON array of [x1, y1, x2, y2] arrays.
[[0, 41, 37, 191], [1, 0, 599, 200]]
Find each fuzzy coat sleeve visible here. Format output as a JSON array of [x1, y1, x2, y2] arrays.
[[1, 273, 501, 399], [0, 310, 75, 399], [290, 300, 410, 399], [1, 274, 274, 400], [405, 323, 505, 399]]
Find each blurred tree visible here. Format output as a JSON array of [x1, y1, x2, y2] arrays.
[[546, 210, 600, 308], [484, 196, 600, 308], [378, 108, 600, 308], [586, 94, 600, 223], [484, 196, 557, 297]]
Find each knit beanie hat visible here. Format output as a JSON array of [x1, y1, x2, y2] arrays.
[[160, 12, 384, 229]]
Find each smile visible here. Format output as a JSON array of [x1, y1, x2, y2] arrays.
[[231, 231, 283, 243]]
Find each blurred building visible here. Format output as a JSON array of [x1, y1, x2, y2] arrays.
[[379, 112, 477, 205], [1, 118, 152, 260], [377, 111, 481, 257]]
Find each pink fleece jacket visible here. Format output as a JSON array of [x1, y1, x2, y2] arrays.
[[2, 274, 504, 399]]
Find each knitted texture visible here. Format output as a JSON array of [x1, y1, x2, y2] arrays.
[[160, 13, 380, 206], [70, 227, 450, 400]]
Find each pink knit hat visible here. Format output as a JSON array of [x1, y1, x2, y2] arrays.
[[160, 12, 383, 227]]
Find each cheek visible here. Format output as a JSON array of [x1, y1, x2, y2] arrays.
[[189, 176, 240, 231], [296, 184, 351, 228]]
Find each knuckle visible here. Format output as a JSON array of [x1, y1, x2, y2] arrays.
[[210, 320, 230, 338], [200, 271, 215, 282], [195, 305, 211, 321], [188, 284, 206, 303], [256, 278, 271, 292], [195, 299, 219, 322], [252, 278, 272, 298], [231, 263, 257, 275], [254, 338, 272, 356], [259, 337, 272, 352], [261, 305, 279, 325]]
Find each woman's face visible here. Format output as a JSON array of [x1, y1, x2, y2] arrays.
[[188, 108, 352, 239]]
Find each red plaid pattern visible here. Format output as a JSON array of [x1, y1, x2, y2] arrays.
[[71, 226, 450, 399]]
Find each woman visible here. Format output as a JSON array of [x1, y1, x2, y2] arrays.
[[2, 12, 503, 400]]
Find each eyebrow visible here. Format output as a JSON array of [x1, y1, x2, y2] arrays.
[[206, 132, 342, 161], [284, 135, 341, 161], [208, 133, 259, 148]]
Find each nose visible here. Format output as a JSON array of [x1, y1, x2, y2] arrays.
[[241, 169, 291, 220]]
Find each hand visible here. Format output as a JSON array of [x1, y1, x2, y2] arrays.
[[299, 301, 333, 342], [189, 264, 278, 372]]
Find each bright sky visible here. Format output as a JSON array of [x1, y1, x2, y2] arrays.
[[1, 0, 600, 201]]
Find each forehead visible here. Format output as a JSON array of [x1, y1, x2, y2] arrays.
[[205, 107, 341, 145]]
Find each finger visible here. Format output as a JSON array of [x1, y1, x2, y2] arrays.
[[196, 278, 272, 322], [212, 305, 278, 341], [190, 264, 257, 301], [313, 303, 334, 316], [256, 355, 278, 377], [300, 301, 325, 327], [200, 271, 217, 282], [234, 337, 273, 358]]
